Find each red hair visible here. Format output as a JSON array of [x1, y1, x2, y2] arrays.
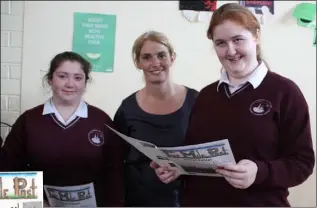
[[207, 3, 263, 61]]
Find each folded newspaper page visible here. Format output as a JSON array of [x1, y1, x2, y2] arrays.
[[106, 125, 236, 177], [44, 182, 97, 207]]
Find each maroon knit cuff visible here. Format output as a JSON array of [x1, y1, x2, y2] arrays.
[[253, 160, 269, 184]]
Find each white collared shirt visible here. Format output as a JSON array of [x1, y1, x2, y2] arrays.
[[42, 98, 88, 125], [217, 61, 269, 93]]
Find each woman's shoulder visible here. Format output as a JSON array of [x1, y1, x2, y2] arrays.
[[180, 85, 198, 109], [116, 91, 139, 113], [185, 86, 199, 95], [182, 85, 199, 101]]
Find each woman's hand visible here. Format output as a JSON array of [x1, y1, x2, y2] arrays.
[[216, 159, 258, 189], [150, 161, 180, 184]]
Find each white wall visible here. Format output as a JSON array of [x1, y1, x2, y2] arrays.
[[0, 1, 24, 139], [9, 0, 317, 206]]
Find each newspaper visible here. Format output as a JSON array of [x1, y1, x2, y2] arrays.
[[106, 125, 236, 177], [44, 182, 97, 207]]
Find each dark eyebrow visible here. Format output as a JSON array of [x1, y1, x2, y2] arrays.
[[56, 71, 67, 75], [74, 73, 84, 77], [141, 53, 151, 57], [214, 35, 244, 43], [157, 51, 167, 55], [231, 35, 244, 39], [56, 72, 84, 76], [141, 51, 167, 56]]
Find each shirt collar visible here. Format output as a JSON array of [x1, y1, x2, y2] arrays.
[[217, 61, 268, 92], [42, 98, 88, 118]]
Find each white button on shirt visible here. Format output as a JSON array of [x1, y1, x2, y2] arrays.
[[42, 98, 88, 125], [217, 61, 269, 93]]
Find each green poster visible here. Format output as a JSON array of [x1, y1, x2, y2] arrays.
[[313, 28, 316, 47], [72, 12, 117, 73]]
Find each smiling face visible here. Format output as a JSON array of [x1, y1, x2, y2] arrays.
[[136, 40, 174, 84], [207, 3, 262, 78], [49, 60, 86, 104], [213, 20, 259, 77]]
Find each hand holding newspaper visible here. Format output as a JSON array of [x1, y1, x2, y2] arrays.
[[106, 125, 236, 177]]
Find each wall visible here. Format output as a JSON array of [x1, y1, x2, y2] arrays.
[[1, 0, 316, 206], [0, 1, 24, 139]]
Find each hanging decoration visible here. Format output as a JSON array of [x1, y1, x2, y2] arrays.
[[292, 2, 316, 47], [292, 2, 316, 28], [239, 1, 274, 24], [179, 0, 217, 23]]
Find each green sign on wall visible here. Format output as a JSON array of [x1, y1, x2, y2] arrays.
[[313, 28, 316, 47], [72, 12, 117, 73]]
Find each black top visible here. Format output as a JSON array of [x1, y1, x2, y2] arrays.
[[114, 86, 198, 207]]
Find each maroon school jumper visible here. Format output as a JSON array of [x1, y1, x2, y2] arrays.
[[180, 71, 315, 206], [0, 104, 124, 206]]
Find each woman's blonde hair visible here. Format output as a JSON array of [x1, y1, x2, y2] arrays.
[[131, 31, 176, 68]]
